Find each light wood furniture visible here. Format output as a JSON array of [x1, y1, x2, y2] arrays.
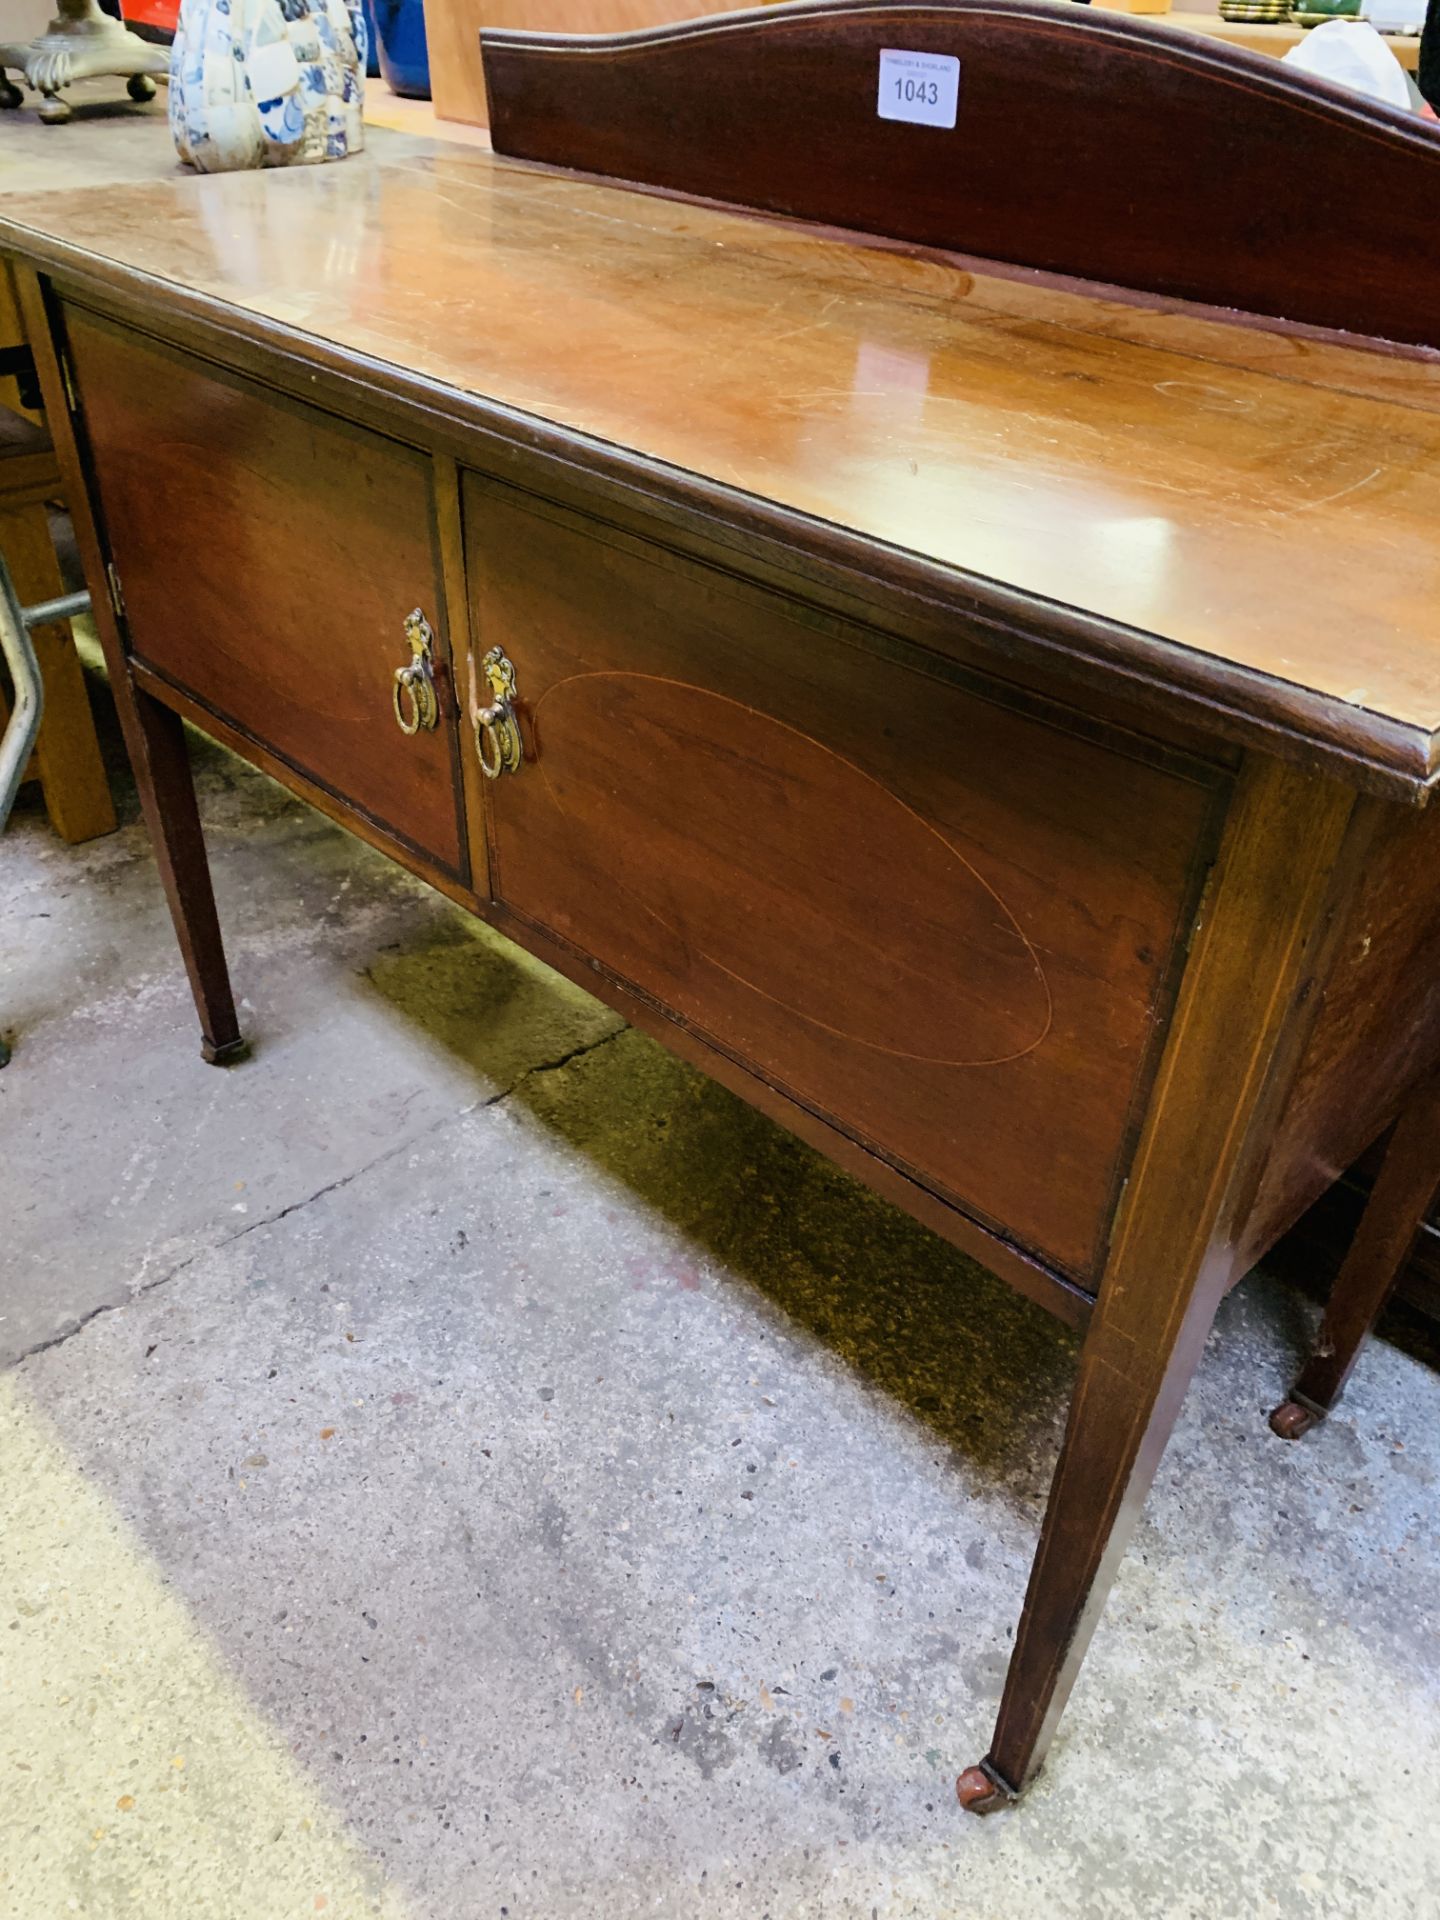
[[0, 408, 114, 843], [3, 0, 1440, 1812], [420, 0, 493, 123], [0, 261, 43, 424], [422, 0, 752, 125], [1173, 10, 1422, 69]]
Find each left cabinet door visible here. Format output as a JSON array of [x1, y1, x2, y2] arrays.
[[64, 309, 466, 879]]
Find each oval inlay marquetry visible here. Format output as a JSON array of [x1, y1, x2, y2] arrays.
[[532, 672, 1051, 1068]]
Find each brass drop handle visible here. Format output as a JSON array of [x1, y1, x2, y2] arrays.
[[473, 645, 524, 779], [392, 608, 439, 735]]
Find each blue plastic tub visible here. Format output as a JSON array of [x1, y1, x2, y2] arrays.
[[372, 0, 430, 99]]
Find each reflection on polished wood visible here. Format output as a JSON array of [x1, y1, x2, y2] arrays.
[[2, 133, 1440, 789]]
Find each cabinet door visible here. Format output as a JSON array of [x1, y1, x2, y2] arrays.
[[464, 477, 1225, 1282], [67, 312, 465, 878]]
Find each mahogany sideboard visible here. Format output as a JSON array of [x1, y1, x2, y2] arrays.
[[3, 1, 1440, 1811]]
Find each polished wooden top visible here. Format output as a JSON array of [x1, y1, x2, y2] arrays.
[[2, 117, 1439, 783]]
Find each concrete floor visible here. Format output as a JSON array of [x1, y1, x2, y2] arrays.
[[3, 666, 1439, 1920]]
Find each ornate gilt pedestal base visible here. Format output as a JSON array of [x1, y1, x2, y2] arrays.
[[0, 0, 168, 124]]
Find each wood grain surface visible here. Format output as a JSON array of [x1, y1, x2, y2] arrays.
[[8, 111, 1439, 1806], [976, 754, 1360, 1794], [2, 132, 1438, 798], [0, 458, 116, 845], [1242, 793, 1440, 1266], [424, 0, 749, 126], [466, 475, 1226, 1279]]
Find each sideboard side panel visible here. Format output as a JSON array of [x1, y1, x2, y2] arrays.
[[1242, 794, 1440, 1269]]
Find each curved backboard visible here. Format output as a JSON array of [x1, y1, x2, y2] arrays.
[[482, 0, 1440, 351]]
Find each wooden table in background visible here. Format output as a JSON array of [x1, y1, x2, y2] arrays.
[[421, 0, 761, 126], [1172, 11, 1422, 69]]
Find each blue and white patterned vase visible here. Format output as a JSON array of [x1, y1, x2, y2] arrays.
[[169, 0, 366, 173]]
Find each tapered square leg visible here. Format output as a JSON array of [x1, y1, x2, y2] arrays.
[[11, 264, 244, 1066], [1270, 1069, 1440, 1441], [123, 680, 245, 1064], [959, 759, 1362, 1809]]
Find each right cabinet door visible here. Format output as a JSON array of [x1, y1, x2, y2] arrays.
[[463, 475, 1226, 1283]]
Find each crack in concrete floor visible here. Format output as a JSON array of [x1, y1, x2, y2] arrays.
[[4, 1024, 628, 1374]]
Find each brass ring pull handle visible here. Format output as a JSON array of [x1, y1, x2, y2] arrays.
[[392, 608, 439, 735], [473, 645, 524, 779]]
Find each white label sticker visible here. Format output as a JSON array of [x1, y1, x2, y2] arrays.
[[877, 48, 960, 130]]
